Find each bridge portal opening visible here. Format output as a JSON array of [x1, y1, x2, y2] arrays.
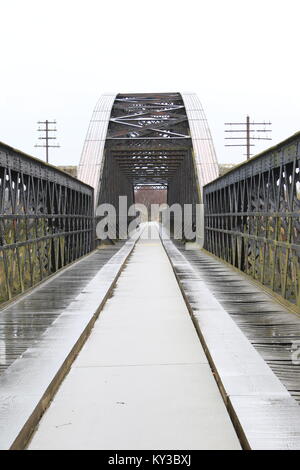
[[134, 186, 167, 222], [78, 91, 219, 241], [97, 93, 200, 237]]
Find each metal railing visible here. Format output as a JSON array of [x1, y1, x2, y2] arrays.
[[0, 143, 94, 304], [203, 132, 300, 309]]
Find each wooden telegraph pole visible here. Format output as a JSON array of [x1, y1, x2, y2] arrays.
[[35, 120, 60, 163], [225, 116, 272, 160]]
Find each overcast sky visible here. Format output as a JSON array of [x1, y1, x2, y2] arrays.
[[1, 0, 299, 166]]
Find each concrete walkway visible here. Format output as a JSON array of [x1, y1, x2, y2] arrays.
[[28, 226, 241, 450]]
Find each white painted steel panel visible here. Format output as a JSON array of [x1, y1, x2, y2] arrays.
[[77, 94, 116, 205], [181, 92, 219, 190]]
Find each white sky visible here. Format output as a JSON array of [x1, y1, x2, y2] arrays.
[[0, 0, 299, 166]]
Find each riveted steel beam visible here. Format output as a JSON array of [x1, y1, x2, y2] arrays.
[[203, 133, 300, 310], [0, 142, 94, 305]]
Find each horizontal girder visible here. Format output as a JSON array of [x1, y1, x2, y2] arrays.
[[102, 93, 193, 192]]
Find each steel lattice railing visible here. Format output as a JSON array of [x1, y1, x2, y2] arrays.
[[203, 132, 300, 309], [0, 143, 94, 304]]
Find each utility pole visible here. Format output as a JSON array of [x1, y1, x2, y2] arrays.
[[35, 120, 60, 163], [225, 116, 272, 160]]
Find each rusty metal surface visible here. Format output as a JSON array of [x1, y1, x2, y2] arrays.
[[174, 242, 300, 404], [203, 132, 300, 309], [0, 243, 124, 375], [0, 142, 94, 305]]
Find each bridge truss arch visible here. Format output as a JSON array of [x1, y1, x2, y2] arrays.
[[78, 92, 219, 231]]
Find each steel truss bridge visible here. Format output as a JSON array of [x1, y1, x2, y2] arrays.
[[78, 93, 218, 218], [0, 93, 300, 450]]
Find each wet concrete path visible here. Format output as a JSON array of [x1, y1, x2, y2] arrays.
[[28, 226, 241, 450], [0, 243, 124, 375]]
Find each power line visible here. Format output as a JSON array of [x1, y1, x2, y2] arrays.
[[225, 115, 272, 160], [35, 119, 60, 163]]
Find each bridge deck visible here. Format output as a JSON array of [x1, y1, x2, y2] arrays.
[[1, 225, 300, 449], [28, 226, 241, 450], [161, 236, 300, 449], [0, 239, 133, 450], [0, 243, 124, 375], [173, 242, 300, 404]]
